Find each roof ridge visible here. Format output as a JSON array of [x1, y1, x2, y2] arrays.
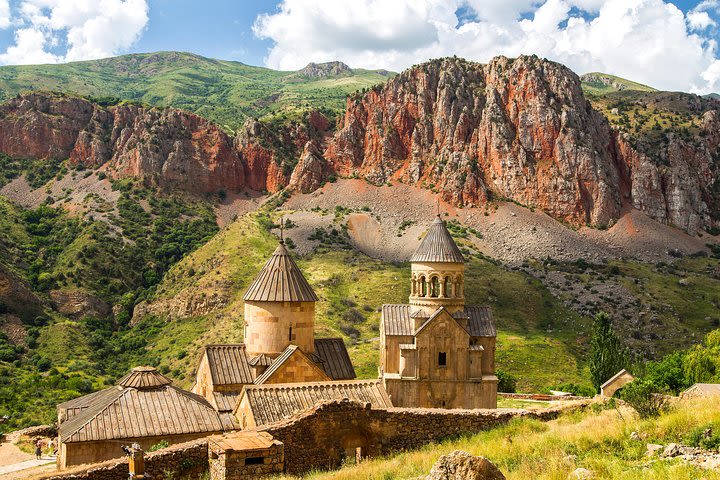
[[245, 378, 382, 390]]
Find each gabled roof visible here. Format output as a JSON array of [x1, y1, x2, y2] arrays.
[[410, 215, 465, 263], [249, 353, 274, 367], [213, 391, 242, 412], [254, 345, 329, 385], [236, 380, 393, 426], [313, 338, 356, 380], [382, 304, 414, 336], [683, 383, 720, 395], [59, 367, 224, 443], [600, 369, 633, 389], [243, 242, 318, 302], [382, 304, 496, 337], [415, 306, 469, 336], [204, 344, 254, 386]]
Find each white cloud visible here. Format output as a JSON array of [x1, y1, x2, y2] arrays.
[[0, 0, 10, 29], [254, 0, 720, 94], [0, 0, 149, 65]]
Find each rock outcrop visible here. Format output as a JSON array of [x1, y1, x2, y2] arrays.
[[49, 289, 111, 320], [426, 450, 506, 480], [0, 92, 244, 194], [297, 61, 352, 78]]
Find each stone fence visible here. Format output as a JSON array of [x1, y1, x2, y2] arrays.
[[261, 398, 592, 475], [498, 392, 589, 401], [28, 438, 208, 480], [30, 399, 592, 479]]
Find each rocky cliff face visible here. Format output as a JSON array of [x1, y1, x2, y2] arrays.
[[320, 56, 719, 232], [0, 93, 244, 193]]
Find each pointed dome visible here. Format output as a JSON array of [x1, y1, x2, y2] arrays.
[[117, 366, 172, 389], [243, 242, 319, 302], [410, 215, 465, 263]]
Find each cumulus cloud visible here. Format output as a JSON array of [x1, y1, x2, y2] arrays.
[[0, 0, 149, 65], [254, 0, 720, 93], [0, 0, 10, 29]]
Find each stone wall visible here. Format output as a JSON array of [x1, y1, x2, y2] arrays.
[[261, 398, 591, 475], [498, 393, 589, 401], [31, 438, 209, 480]]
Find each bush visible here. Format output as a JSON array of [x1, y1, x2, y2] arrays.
[[149, 440, 169, 452], [685, 423, 720, 450], [620, 379, 670, 418], [497, 370, 518, 393]]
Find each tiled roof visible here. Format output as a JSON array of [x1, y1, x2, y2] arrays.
[[237, 380, 393, 426], [57, 387, 122, 420], [59, 369, 224, 443], [313, 338, 356, 380], [213, 391, 242, 412], [382, 304, 496, 337], [381, 304, 414, 336], [464, 306, 496, 337], [205, 345, 254, 386], [117, 366, 172, 389], [410, 215, 465, 263], [249, 353, 274, 367], [243, 242, 318, 302]]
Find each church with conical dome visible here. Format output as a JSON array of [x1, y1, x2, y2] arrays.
[[380, 215, 498, 409]]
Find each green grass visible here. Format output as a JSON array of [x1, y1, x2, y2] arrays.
[[298, 398, 720, 480], [0, 51, 393, 132], [581, 72, 657, 96]]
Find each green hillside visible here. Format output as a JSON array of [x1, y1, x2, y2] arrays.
[[0, 51, 393, 132], [580, 72, 657, 96]]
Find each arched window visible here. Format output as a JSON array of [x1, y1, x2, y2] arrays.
[[420, 276, 427, 297], [444, 276, 453, 298], [455, 275, 464, 297], [430, 276, 440, 297]]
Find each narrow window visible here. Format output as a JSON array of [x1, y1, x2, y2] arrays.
[[245, 457, 264, 465], [444, 276, 452, 297], [288, 326, 293, 341], [438, 351, 447, 366], [420, 276, 427, 297], [430, 277, 440, 297]]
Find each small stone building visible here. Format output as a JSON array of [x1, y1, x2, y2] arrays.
[[380, 215, 498, 409], [681, 383, 720, 399], [600, 369, 634, 397], [208, 431, 284, 480], [57, 366, 225, 468], [234, 379, 393, 429], [192, 239, 356, 420]]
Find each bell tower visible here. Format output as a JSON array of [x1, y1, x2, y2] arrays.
[[243, 239, 318, 357], [409, 215, 465, 324]]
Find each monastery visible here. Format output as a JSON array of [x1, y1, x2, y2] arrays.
[[54, 215, 498, 468]]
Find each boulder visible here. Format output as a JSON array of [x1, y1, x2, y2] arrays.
[[646, 444, 664, 456], [426, 450, 505, 480]]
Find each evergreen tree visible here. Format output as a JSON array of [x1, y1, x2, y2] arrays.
[[589, 312, 628, 392]]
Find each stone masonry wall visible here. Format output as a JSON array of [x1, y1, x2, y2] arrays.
[[261, 398, 591, 475], [31, 438, 209, 480]]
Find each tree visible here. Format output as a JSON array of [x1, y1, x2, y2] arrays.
[[589, 312, 628, 392], [620, 379, 670, 418]]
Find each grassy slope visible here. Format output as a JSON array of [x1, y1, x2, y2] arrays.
[[581, 72, 657, 96], [0, 51, 392, 131], [302, 398, 720, 480], [141, 213, 592, 391]]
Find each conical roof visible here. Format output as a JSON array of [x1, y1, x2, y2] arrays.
[[243, 242, 319, 302], [117, 366, 173, 389], [410, 215, 465, 263]]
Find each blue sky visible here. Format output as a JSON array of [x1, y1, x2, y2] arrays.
[[1, 0, 720, 93]]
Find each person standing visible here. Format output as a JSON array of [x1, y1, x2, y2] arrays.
[[48, 438, 57, 456], [35, 439, 42, 460]]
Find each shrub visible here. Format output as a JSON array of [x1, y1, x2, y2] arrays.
[[149, 440, 170, 452], [497, 370, 518, 393], [620, 379, 670, 418], [685, 423, 720, 450]]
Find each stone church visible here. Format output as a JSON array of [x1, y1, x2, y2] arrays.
[[191, 238, 360, 426], [380, 215, 498, 409]]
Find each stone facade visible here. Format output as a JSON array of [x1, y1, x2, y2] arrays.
[[244, 301, 316, 356], [380, 216, 498, 409], [208, 431, 284, 480], [600, 369, 635, 397]]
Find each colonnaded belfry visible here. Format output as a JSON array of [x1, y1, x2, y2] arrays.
[[379, 214, 498, 408]]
